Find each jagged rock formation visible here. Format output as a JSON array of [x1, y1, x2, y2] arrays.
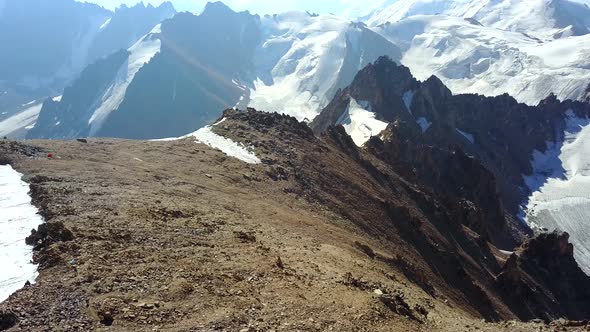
[[312, 57, 590, 246], [214, 109, 590, 321], [24, 2, 402, 140], [497, 232, 590, 321]]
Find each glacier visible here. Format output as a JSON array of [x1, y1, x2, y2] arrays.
[[524, 111, 590, 274]]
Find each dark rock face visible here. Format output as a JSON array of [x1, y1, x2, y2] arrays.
[[0, 0, 174, 118], [96, 4, 261, 139], [312, 56, 590, 247], [313, 56, 420, 133], [30, 4, 261, 140], [25, 221, 74, 251], [497, 232, 590, 321], [0, 0, 110, 86], [366, 123, 520, 247], [86, 2, 176, 64], [27, 50, 130, 139], [0, 310, 17, 331], [549, 0, 590, 37]]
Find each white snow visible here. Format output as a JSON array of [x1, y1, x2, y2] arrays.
[[188, 125, 261, 164], [372, 8, 590, 106], [0, 104, 42, 138], [248, 12, 399, 121], [22, 100, 36, 107], [52, 95, 63, 102], [524, 112, 590, 274], [416, 117, 432, 132], [0, 165, 44, 302], [402, 90, 415, 113], [337, 98, 389, 146], [156, 119, 261, 164], [456, 128, 474, 143], [88, 29, 162, 135]]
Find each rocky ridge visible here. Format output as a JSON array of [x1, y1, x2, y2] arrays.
[[0, 109, 589, 330], [312, 57, 590, 247]]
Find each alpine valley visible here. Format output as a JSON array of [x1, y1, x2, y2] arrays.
[[1, 0, 590, 331]]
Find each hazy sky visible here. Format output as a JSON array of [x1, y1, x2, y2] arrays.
[[85, 0, 375, 15], [87, 0, 590, 15]]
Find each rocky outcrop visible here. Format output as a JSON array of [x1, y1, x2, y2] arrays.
[[312, 57, 590, 245], [365, 122, 521, 247], [497, 232, 590, 321]]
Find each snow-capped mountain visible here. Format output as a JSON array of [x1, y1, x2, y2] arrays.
[[26, 2, 401, 139], [358, 0, 590, 107], [373, 15, 590, 106], [0, 0, 175, 138], [249, 12, 401, 121], [366, 0, 590, 39]]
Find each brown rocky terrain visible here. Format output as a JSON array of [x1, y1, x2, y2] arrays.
[[2, 109, 590, 331]]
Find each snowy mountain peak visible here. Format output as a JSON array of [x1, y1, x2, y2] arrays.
[[366, 0, 590, 40]]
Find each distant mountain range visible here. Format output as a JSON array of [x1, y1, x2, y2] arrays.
[[1, 0, 589, 140], [0, 0, 175, 136]]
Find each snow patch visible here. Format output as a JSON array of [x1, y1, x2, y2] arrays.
[[337, 98, 388, 146], [402, 90, 415, 113], [52, 95, 62, 102], [456, 128, 474, 143], [188, 126, 261, 164], [416, 117, 432, 133], [156, 119, 261, 164], [0, 165, 44, 302], [150, 23, 162, 34]]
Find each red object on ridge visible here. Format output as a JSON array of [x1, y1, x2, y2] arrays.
[[47, 153, 54, 158]]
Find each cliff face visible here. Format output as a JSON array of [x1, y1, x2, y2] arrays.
[[497, 232, 590, 321], [312, 56, 590, 248]]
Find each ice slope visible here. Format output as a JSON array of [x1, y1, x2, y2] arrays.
[[88, 27, 162, 135], [0, 165, 44, 302], [336, 98, 388, 146], [374, 15, 590, 105], [249, 12, 401, 121], [0, 103, 43, 139], [524, 112, 590, 274]]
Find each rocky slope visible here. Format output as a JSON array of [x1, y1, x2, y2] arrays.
[[2, 110, 590, 330]]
